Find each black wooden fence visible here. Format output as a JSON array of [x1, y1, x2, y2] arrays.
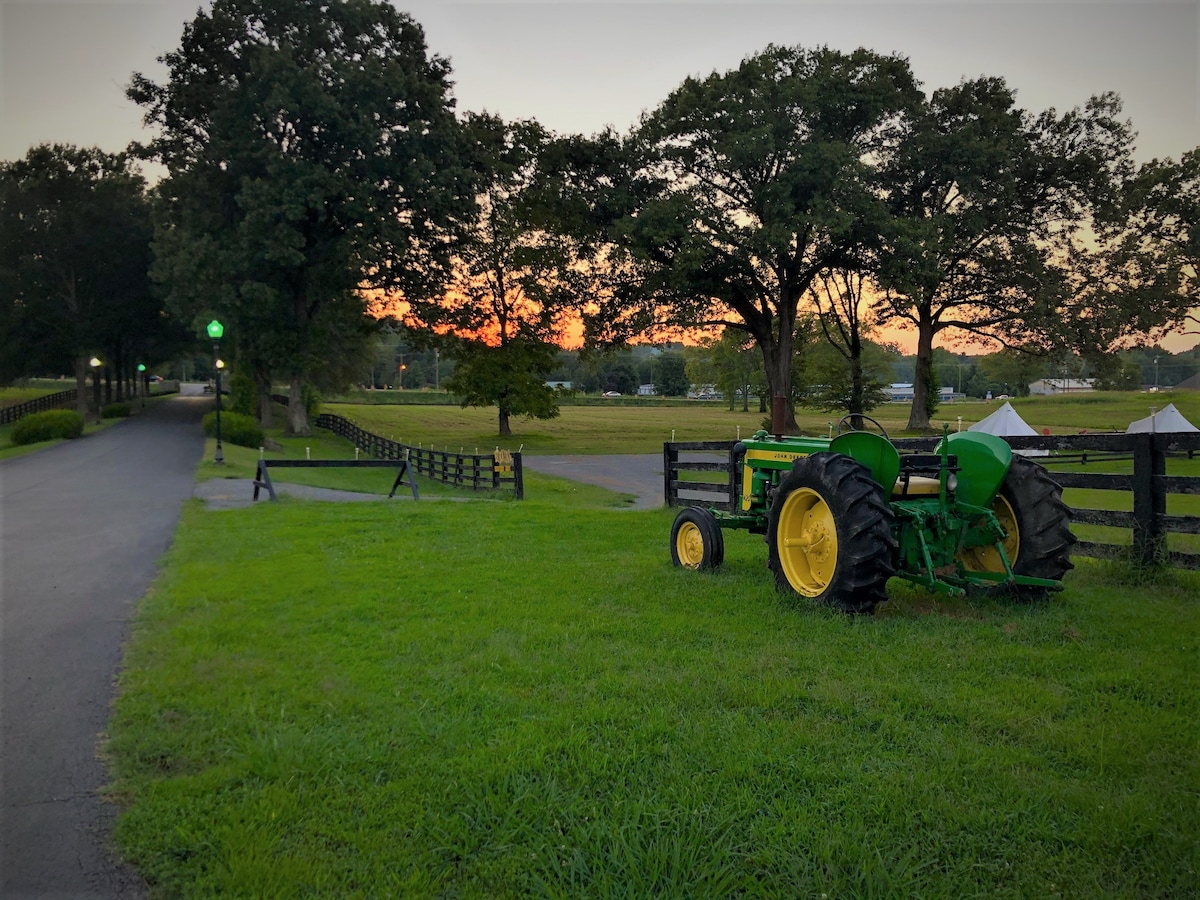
[[665, 432, 1200, 570], [315, 413, 523, 498], [0, 389, 78, 425]]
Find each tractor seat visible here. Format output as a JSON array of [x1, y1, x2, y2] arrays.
[[892, 473, 942, 497], [892, 453, 954, 498]]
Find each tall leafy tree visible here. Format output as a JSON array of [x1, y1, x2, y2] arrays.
[[404, 116, 584, 435], [129, 0, 474, 432], [592, 45, 921, 431], [683, 329, 764, 411], [876, 80, 1137, 429], [0, 144, 163, 414], [807, 267, 892, 424], [800, 336, 895, 417]]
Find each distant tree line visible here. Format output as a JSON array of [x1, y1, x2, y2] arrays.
[[3, 0, 1196, 435]]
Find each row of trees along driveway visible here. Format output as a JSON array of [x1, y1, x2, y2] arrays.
[[8, 1, 1194, 436], [0, 147, 189, 417]]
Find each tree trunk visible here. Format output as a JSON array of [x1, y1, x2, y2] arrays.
[[74, 356, 89, 420], [849, 353, 865, 429], [254, 367, 274, 428], [287, 375, 310, 435], [257, 387, 274, 428], [498, 402, 511, 437], [761, 340, 798, 433], [907, 315, 936, 431]]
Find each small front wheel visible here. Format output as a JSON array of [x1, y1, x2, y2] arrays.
[[670, 507, 725, 571]]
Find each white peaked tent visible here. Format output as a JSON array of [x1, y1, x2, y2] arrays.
[[968, 401, 1048, 455], [1126, 403, 1200, 433]]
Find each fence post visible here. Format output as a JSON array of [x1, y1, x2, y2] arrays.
[[512, 451, 524, 500], [1132, 431, 1167, 566], [663, 442, 676, 507]]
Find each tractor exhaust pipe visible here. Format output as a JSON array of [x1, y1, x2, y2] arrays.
[[772, 395, 787, 439]]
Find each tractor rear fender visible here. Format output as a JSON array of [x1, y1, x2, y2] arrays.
[[937, 432, 1012, 508], [829, 431, 900, 494]]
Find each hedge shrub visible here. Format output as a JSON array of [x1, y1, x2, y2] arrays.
[[12, 409, 85, 445], [102, 402, 132, 418], [229, 370, 256, 417], [202, 410, 263, 449]]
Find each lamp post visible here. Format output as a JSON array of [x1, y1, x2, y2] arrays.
[[137, 363, 146, 409], [1154, 356, 1160, 390], [89, 357, 102, 422], [206, 319, 225, 464]]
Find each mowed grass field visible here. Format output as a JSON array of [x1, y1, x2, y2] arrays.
[[106, 496, 1199, 898], [100, 392, 1200, 898]]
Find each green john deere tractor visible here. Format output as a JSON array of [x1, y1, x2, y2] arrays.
[[670, 415, 1075, 614]]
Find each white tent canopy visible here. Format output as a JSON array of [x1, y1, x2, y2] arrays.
[[1126, 403, 1200, 433], [968, 401, 1048, 456], [969, 401, 1038, 437]]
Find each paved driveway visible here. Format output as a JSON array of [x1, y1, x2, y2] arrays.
[[1, 395, 208, 899], [521, 453, 664, 509]]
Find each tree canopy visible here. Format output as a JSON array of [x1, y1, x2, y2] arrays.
[[403, 116, 591, 435], [591, 45, 922, 430], [874, 81, 1140, 428], [129, 0, 475, 431]]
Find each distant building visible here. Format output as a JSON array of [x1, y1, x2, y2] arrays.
[[887, 383, 957, 403], [1028, 378, 1094, 396], [545, 381, 572, 390], [637, 384, 656, 396]]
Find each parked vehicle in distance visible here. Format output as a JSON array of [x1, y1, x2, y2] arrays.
[[603, 391, 622, 398]]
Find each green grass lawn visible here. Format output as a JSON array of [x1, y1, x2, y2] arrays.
[[106, 490, 1199, 898]]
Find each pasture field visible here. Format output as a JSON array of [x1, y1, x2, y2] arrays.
[[0, 378, 78, 406], [106, 491, 1199, 898], [325, 390, 1200, 456], [0, 386, 62, 407]]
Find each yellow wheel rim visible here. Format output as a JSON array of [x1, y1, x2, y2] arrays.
[[776, 487, 838, 596], [676, 521, 706, 568], [961, 494, 1020, 572]]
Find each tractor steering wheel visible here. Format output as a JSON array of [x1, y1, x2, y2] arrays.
[[836, 414, 889, 440]]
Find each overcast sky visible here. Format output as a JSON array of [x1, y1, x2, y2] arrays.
[[1, 0, 1197, 349]]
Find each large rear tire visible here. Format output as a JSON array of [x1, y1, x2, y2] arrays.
[[671, 507, 725, 571], [767, 453, 896, 615], [960, 454, 1075, 598]]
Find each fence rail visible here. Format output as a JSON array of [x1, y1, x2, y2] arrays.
[[665, 432, 1200, 570], [315, 412, 523, 498], [0, 389, 78, 425]]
